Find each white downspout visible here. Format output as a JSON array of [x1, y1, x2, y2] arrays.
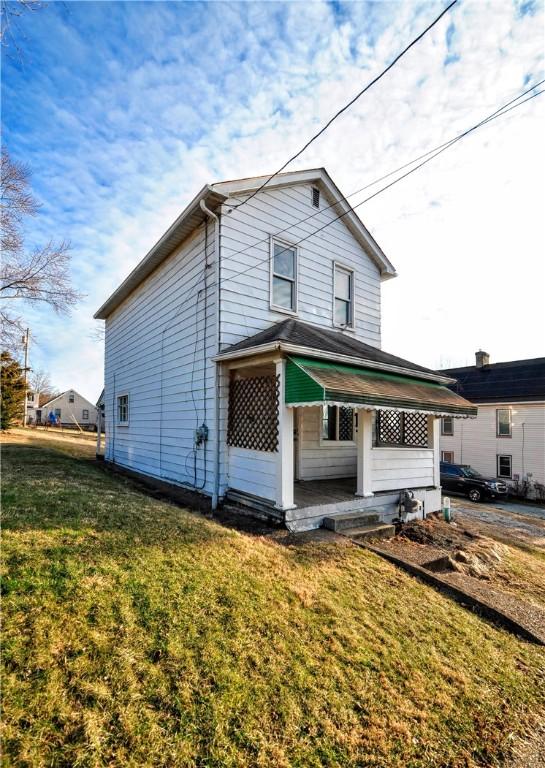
[[200, 199, 221, 510]]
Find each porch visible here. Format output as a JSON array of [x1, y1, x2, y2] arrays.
[[218, 321, 477, 531]]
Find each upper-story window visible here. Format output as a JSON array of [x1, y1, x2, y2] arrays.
[[27, 392, 34, 402], [334, 263, 354, 328], [69, 392, 75, 403], [441, 416, 454, 435], [271, 239, 297, 314], [496, 408, 512, 437], [82, 409, 89, 420]]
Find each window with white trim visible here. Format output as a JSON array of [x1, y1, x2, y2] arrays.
[[27, 392, 34, 402], [441, 416, 453, 436], [334, 264, 354, 327], [497, 454, 512, 478], [82, 409, 89, 420], [69, 392, 75, 403], [496, 408, 512, 437], [271, 239, 297, 313], [54, 408, 61, 418], [322, 405, 354, 442], [441, 450, 454, 463], [117, 394, 129, 425]]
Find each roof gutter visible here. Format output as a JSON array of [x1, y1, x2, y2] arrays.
[[213, 341, 456, 386]]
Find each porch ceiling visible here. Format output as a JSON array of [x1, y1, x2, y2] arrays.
[[285, 357, 477, 417]]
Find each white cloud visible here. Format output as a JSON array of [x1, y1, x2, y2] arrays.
[[2, 0, 543, 399]]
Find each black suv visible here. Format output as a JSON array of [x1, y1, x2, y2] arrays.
[[440, 462, 508, 502]]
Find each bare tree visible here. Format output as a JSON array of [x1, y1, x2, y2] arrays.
[[1, 0, 42, 54], [1, 147, 82, 356], [29, 367, 57, 398]]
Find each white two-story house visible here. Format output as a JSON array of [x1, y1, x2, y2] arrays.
[[95, 168, 475, 531], [439, 351, 545, 496]]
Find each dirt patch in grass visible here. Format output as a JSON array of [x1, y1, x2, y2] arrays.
[[2, 440, 545, 767]]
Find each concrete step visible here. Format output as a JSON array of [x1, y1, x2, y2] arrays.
[[322, 510, 380, 532], [341, 523, 395, 541]]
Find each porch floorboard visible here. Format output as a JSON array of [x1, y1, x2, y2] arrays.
[[294, 477, 357, 509]]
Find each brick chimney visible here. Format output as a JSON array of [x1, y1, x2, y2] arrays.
[[475, 350, 490, 368]]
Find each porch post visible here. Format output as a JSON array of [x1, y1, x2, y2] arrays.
[[429, 415, 441, 488], [275, 358, 295, 510], [355, 408, 374, 498]]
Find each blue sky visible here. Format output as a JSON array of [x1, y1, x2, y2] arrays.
[[2, 0, 544, 400]]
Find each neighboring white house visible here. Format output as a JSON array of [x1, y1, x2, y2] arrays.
[[38, 389, 99, 430], [439, 352, 545, 493], [95, 168, 475, 531]]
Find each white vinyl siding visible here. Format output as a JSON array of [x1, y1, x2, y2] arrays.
[[227, 446, 276, 501], [439, 403, 545, 485], [372, 447, 434, 492], [220, 182, 382, 349], [41, 391, 97, 425], [104, 220, 219, 493]]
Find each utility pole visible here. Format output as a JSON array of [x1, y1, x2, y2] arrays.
[[22, 328, 30, 427]]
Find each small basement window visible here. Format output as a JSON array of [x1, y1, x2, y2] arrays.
[[497, 454, 512, 478], [496, 408, 512, 437], [322, 405, 354, 442], [271, 239, 297, 313], [117, 394, 129, 425], [441, 416, 454, 436], [334, 264, 354, 328], [311, 187, 320, 208], [441, 450, 454, 462]]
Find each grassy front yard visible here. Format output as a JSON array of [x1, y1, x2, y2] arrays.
[[2, 433, 545, 767]]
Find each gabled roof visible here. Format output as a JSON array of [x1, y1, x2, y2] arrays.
[[40, 389, 97, 410], [94, 168, 396, 320], [217, 319, 454, 385], [439, 357, 545, 403]]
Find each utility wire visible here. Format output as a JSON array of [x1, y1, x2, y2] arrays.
[[154, 81, 543, 344], [224, 78, 545, 266], [219, 85, 544, 288], [230, 0, 458, 210]]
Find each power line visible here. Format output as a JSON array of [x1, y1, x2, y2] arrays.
[[224, 78, 545, 266], [219, 85, 544, 289], [154, 81, 543, 346], [231, 0, 458, 211]]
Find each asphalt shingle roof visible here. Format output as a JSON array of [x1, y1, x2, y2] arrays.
[[439, 358, 545, 403], [221, 319, 435, 376]]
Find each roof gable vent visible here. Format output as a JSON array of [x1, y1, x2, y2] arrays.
[[311, 187, 320, 208]]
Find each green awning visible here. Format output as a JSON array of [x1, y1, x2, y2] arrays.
[[285, 357, 477, 417]]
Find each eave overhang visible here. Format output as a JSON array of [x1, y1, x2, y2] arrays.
[[213, 342, 457, 387], [285, 357, 477, 417], [94, 185, 228, 320]]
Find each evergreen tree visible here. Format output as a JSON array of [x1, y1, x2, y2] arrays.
[[1, 351, 25, 430]]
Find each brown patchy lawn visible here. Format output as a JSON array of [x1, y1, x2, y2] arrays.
[[1, 432, 545, 767]]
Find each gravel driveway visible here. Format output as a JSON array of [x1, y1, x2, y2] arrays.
[[451, 498, 545, 550]]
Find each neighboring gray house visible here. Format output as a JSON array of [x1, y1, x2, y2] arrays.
[[39, 389, 99, 430], [95, 168, 475, 530], [439, 352, 545, 494]]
